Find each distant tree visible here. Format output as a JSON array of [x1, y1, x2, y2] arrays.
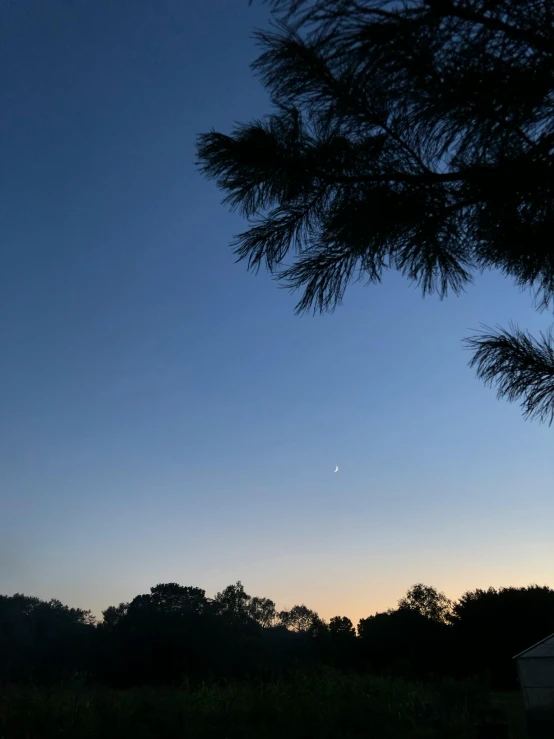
[[398, 583, 452, 623], [325, 615, 357, 667], [97, 584, 225, 686], [213, 581, 253, 624], [8, 578, 554, 688], [329, 615, 356, 639], [0, 594, 95, 683], [450, 584, 554, 688], [101, 602, 129, 629], [278, 604, 321, 632], [358, 606, 450, 679], [149, 583, 209, 615], [307, 613, 329, 639], [198, 0, 554, 422], [248, 595, 277, 627]]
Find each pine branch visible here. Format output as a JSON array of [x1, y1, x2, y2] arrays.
[[437, 3, 553, 55], [200, 0, 554, 422], [465, 325, 554, 424], [232, 190, 327, 271], [280, 240, 384, 313]]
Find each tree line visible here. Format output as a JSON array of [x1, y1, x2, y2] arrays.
[[2, 581, 553, 689]]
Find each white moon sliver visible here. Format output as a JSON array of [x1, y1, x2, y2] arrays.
[[334, 466, 339, 472]]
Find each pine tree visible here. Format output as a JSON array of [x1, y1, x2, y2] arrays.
[[198, 0, 554, 422]]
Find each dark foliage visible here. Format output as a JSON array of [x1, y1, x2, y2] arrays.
[[465, 324, 554, 424], [197, 0, 554, 422], [398, 582, 453, 623], [0, 672, 500, 739], [2, 580, 554, 690], [0, 594, 95, 683], [449, 585, 554, 688], [358, 608, 453, 680]]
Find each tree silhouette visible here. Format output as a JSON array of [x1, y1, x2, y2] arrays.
[[325, 615, 357, 668], [358, 606, 450, 680], [398, 583, 452, 623], [101, 602, 128, 628], [213, 581, 254, 625], [0, 594, 95, 682], [198, 0, 554, 422], [450, 584, 554, 687], [149, 583, 209, 615], [278, 604, 321, 632], [4, 580, 554, 688], [329, 615, 356, 638], [465, 325, 554, 424], [248, 595, 277, 627]]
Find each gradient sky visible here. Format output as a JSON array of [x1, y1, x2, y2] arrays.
[[1, 0, 553, 626]]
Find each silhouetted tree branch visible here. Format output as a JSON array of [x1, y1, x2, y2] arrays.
[[465, 325, 554, 424], [198, 0, 554, 421]]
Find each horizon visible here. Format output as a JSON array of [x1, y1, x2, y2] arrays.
[[6, 577, 554, 629], [1, 0, 553, 629]]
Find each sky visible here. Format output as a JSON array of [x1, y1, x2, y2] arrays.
[[1, 0, 553, 626]]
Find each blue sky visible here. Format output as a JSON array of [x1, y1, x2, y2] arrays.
[[1, 0, 553, 624]]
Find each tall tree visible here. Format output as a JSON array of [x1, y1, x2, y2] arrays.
[[198, 0, 554, 422], [278, 604, 321, 632], [398, 583, 452, 623], [213, 581, 253, 624], [358, 605, 451, 678], [100, 602, 129, 629], [149, 583, 208, 615], [248, 595, 277, 627], [329, 615, 356, 639]]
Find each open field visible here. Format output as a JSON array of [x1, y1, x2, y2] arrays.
[[0, 671, 523, 739], [491, 692, 527, 739]]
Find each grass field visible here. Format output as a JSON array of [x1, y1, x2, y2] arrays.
[[0, 671, 523, 738], [491, 692, 527, 739]]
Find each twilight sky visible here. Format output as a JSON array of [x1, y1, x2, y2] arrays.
[[1, 0, 553, 625]]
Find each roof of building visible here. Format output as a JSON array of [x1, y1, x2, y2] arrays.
[[513, 633, 554, 660]]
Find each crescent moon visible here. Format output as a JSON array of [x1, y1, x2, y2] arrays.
[[334, 466, 339, 472]]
